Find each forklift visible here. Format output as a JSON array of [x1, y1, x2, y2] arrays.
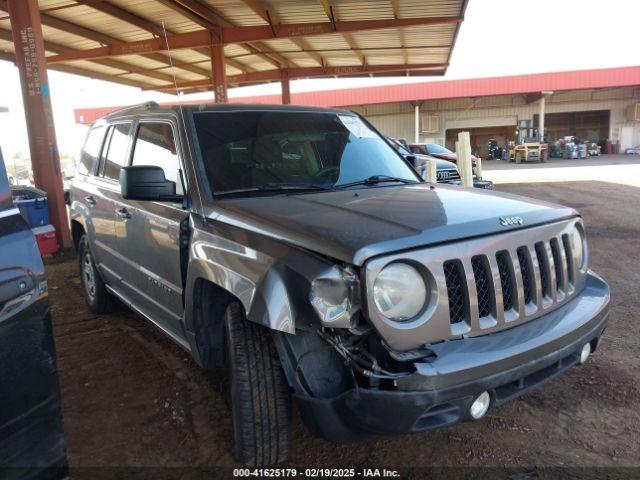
[[509, 120, 548, 163]]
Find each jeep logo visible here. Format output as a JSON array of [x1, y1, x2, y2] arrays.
[[499, 216, 524, 226]]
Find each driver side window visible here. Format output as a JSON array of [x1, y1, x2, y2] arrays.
[[131, 122, 184, 195]]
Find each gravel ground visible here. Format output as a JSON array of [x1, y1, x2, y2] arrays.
[[45, 181, 640, 479]]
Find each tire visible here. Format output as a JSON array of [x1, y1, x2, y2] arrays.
[[78, 234, 116, 314], [224, 302, 291, 466]]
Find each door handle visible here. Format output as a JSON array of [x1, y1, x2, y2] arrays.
[[0, 273, 35, 318], [115, 207, 131, 220], [85, 195, 96, 206]]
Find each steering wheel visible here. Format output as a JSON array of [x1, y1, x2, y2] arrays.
[[314, 166, 339, 181]]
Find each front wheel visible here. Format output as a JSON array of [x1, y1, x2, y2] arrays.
[[224, 302, 291, 466], [78, 234, 115, 314]]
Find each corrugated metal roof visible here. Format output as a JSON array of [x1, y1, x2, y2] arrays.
[[0, 0, 467, 91], [73, 66, 640, 123]]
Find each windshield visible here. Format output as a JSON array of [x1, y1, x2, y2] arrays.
[[427, 144, 453, 155], [192, 111, 419, 195]]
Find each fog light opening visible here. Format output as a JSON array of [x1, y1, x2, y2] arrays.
[[470, 391, 491, 420], [579, 342, 592, 365]]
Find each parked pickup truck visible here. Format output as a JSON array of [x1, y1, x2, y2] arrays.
[[70, 103, 610, 466]]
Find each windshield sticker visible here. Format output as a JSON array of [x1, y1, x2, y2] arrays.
[[338, 115, 377, 139]]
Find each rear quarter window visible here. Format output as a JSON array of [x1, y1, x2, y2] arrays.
[[78, 126, 106, 176]]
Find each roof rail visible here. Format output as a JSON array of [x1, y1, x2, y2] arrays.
[[104, 101, 159, 118]]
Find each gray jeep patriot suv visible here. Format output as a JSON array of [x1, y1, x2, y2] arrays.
[[70, 102, 610, 466]]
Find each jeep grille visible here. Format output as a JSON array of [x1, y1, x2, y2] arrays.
[[364, 219, 588, 351], [444, 233, 577, 332]]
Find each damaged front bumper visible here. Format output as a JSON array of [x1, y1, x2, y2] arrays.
[[291, 272, 609, 443]]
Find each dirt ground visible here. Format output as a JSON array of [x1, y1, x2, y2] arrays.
[[45, 181, 640, 478]]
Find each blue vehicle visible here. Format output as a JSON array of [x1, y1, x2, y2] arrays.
[[0, 149, 68, 479]]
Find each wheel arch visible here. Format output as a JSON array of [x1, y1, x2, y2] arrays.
[[70, 219, 85, 251], [183, 257, 299, 368]]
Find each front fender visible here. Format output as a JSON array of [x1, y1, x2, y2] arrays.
[[184, 222, 337, 342]]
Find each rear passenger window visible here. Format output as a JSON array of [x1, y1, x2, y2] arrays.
[[78, 126, 105, 176], [131, 122, 183, 195], [100, 123, 131, 181]]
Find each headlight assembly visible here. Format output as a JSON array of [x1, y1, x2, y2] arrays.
[[373, 263, 427, 322], [573, 225, 587, 271]]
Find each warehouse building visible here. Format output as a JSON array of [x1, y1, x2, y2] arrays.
[[348, 68, 640, 155], [75, 66, 640, 157]]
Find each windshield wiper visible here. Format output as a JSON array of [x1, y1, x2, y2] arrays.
[[215, 182, 334, 196], [335, 175, 420, 189]]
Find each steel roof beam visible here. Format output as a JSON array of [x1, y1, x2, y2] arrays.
[[46, 15, 461, 63], [152, 63, 448, 91], [0, 27, 177, 84], [0, 42, 154, 89], [19, 6, 206, 80], [160, 0, 290, 69], [319, 1, 365, 66], [73, 0, 249, 74], [241, 0, 325, 66]]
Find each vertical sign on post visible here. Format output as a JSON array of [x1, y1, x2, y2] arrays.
[[8, 0, 71, 248]]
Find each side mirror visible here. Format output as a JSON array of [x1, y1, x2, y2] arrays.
[[120, 165, 182, 202]]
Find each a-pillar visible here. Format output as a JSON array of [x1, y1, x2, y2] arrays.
[[8, 0, 71, 247], [211, 37, 227, 104], [281, 70, 291, 104]]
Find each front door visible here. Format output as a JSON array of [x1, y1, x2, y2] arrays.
[[115, 120, 188, 340]]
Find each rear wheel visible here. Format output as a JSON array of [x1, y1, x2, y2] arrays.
[[78, 234, 115, 314], [224, 302, 291, 466]]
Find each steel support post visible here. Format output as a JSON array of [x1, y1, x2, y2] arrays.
[[211, 39, 228, 103], [8, 0, 71, 248], [281, 70, 291, 104]]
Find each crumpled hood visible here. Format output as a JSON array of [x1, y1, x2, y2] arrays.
[[212, 184, 577, 265]]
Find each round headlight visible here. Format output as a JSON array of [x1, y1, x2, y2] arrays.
[[573, 227, 586, 270], [373, 263, 427, 321]]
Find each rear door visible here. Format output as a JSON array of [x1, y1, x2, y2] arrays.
[[114, 119, 188, 341], [71, 124, 106, 262], [90, 122, 133, 286]]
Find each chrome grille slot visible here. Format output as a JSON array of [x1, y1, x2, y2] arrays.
[[437, 169, 461, 182], [471, 256, 493, 318], [444, 260, 468, 325], [562, 233, 574, 285], [550, 238, 564, 292], [364, 218, 588, 351], [517, 247, 534, 305], [535, 242, 551, 299], [496, 251, 515, 311]]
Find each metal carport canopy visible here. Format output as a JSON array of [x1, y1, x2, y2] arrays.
[[0, 0, 467, 249], [0, 0, 467, 100]]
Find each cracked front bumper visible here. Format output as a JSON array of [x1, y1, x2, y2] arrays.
[[294, 272, 609, 443]]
